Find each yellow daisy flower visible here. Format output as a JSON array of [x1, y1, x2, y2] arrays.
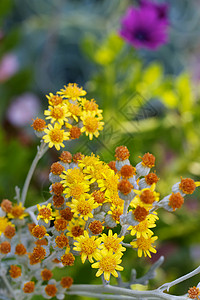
[[92, 249, 124, 281], [7, 203, 28, 220], [43, 123, 70, 151], [60, 168, 86, 186], [44, 105, 70, 125], [73, 230, 101, 263], [130, 234, 158, 258], [81, 98, 103, 115], [70, 197, 98, 221], [66, 218, 85, 239], [131, 183, 159, 209], [58, 83, 87, 101], [46, 93, 64, 106], [80, 111, 104, 140], [37, 203, 55, 224], [97, 169, 119, 198], [66, 102, 82, 122], [64, 181, 90, 200], [99, 230, 126, 254], [128, 214, 157, 239]]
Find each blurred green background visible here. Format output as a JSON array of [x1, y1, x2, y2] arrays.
[[1, 0, 200, 298]]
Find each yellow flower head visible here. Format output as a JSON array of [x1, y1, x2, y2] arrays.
[[92, 250, 123, 281], [97, 169, 119, 198], [37, 203, 55, 224], [60, 168, 86, 186], [131, 184, 159, 209], [7, 203, 28, 220], [70, 197, 98, 221], [129, 213, 158, 239], [0, 217, 13, 235], [43, 123, 70, 150], [81, 111, 104, 140], [130, 234, 158, 258], [64, 181, 90, 200], [44, 105, 70, 125], [46, 93, 64, 106], [58, 83, 87, 100], [73, 230, 101, 263], [82, 98, 103, 115], [100, 230, 126, 254], [66, 218, 85, 238], [67, 102, 82, 122]]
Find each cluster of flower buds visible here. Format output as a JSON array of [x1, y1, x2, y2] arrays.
[[32, 83, 104, 150]]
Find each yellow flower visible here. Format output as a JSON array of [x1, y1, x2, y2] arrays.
[[44, 105, 70, 125], [66, 218, 85, 239], [58, 83, 87, 101], [99, 230, 126, 254], [70, 197, 98, 221], [82, 98, 103, 115], [97, 169, 119, 198], [60, 168, 86, 186], [46, 93, 64, 106], [131, 183, 159, 209], [64, 181, 90, 200], [128, 214, 158, 239], [81, 111, 104, 140], [67, 102, 82, 122], [7, 203, 28, 220], [43, 123, 70, 150], [37, 203, 55, 224], [0, 217, 12, 235], [92, 250, 123, 281], [130, 234, 158, 258], [73, 231, 101, 263]]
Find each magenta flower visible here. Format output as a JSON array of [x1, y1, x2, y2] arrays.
[[119, 4, 169, 50], [140, 0, 169, 23]]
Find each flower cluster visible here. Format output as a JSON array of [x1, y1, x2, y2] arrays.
[[1, 84, 200, 299], [32, 83, 104, 150]]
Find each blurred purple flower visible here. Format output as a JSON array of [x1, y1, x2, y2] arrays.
[[0, 53, 19, 82], [119, 3, 169, 50], [140, 0, 169, 23], [7, 93, 40, 127]]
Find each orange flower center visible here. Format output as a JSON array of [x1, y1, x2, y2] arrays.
[[115, 146, 130, 161], [61, 253, 75, 266], [179, 178, 196, 194], [39, 207, 52, 219], [51, 106, 64, 119], [141, 153, 155, 168], [118, 179, 133, 195], [145, 173, 159, 185], [89, 221, 103, 235], [71, 225, 84, 237], [169, 192, 184, 210], [133, 206, 148, 222], [140, 190, 155, 204], [120, 165, 136, 178], [45, 284, 57, 297]]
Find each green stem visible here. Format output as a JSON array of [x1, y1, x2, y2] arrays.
[[21, 141, 48, 206]]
